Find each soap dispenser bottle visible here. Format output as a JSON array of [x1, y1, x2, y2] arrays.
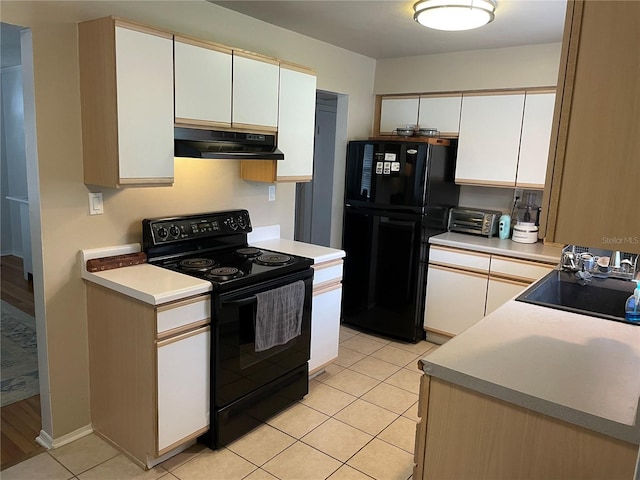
[[625, 280, 640, 322]]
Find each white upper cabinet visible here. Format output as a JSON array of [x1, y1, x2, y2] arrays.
[[174, 37, 232, 128], [277, 63, 317, 181], [79, 18, 174, 188], [456, 93, 526, 187], [232, 52, 279, 131], [379, 97, 419, 134], [418, 95, 462, 135], [516, 92, 556, 188]]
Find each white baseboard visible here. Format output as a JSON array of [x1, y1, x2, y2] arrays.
[[36, 425, 93, 450]]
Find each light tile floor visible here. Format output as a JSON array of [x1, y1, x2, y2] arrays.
[[3, 326, 439, 480]]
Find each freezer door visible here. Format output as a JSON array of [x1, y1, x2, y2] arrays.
[[342, 207, 428, 342], [345, 141, 431, 209]]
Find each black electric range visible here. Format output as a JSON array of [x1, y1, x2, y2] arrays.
[[142, 210, 314, 449], [142, 210, 313, 291]]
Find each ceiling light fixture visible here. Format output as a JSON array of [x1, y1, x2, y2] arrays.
[[413, 0, 497, 31]]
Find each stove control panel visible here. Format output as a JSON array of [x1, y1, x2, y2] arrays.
[[143, 210, 252, 247]]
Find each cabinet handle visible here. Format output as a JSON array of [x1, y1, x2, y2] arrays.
[[429, 262, 488, 278]]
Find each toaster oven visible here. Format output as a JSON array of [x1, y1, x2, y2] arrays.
[[448, 207, 502, 237]]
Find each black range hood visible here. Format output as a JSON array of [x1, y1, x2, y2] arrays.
[[174, 127, 284, 160]]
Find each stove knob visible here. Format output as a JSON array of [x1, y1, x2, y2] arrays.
[[157, 227, 168, 240], [169, 225, 180, 238], [236, 215, 247, 230]]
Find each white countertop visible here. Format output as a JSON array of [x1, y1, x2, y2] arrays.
[[80, 235, 344, 305], [80, 243, 211, 305], [430, 232, 563, 264], [248, 225, 345, 264], [84, 264, 211, 305], [251, 238, 345, 264], [420, 300, 640, 444]]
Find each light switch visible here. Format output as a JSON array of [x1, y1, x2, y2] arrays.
[[268, 185, 276, 202], [89, 192, 104, 215]]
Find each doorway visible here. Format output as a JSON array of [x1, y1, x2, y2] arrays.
[[0, 21, 46, 470], [295, 91, 340, 247]]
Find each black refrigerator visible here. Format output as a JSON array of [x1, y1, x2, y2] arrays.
[[341, 140, 460, 343]]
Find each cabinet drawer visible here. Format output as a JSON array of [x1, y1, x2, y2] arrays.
[[490, 256, 555, 283], [429, 246, 490, 273], [312, 259, 343, 285], [157, 296, 210, 334]]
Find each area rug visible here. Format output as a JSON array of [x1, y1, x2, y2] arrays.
[[1, 300, 39, 407]]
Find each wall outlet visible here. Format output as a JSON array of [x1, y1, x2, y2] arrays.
[[268, 185, 276, 202], [89, 192, 104, 215]]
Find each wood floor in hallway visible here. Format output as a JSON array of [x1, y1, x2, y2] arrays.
[[0, 255, 43, 470]]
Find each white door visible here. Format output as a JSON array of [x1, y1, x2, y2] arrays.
[[456, 93, 525, 186], [115, 26, 174, 182], [485, 278, 530, 316], [310, 287, 342, 373], [379, 97, 419, 134], [277, 65, 317, 180], [232, 53, 279, 130], [174, 38, 232, 127], [424, 265, 488, 336], [157, 327, 210, 451], [418, 95, 462, 135], [516, 92, 556, 188]]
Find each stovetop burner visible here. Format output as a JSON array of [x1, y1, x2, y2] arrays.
[[206, 267, 244, 281], [235, 247, 263, 259], [178, 258, 218, 272], [254, 253, 293, 266]]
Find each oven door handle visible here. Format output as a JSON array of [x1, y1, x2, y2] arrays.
[[221, 296, 257, 308]]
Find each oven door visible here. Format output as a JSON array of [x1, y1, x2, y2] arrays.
[[213, 268, 313, 408]]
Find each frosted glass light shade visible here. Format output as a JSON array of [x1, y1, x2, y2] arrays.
[[413, 0, 497, 31]]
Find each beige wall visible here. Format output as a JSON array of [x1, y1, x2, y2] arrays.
[[2, 0, 376, 439], [374, 43, 562, 94]]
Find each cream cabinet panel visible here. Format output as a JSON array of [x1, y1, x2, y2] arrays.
[[157, 327, 210, 451], [174, 39, 232, 127], [79, 18, 174, 188], [489, 256, 555, 283], [485, 278, 529, 316], [380, 97, 419, 134], [429, 246, 490, 272], [517, 92, 556, 188], [310, 286, 342, 374], [156, 297, 210, 334], [277, 65, 317, 181], [232, 54, 279, 130], [418, 95, 462, 135], [424, 265, 488, 336], [115, 26, 174, 182], [456, 94, 525, 187]]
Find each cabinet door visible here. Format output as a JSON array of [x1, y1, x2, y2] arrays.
[[379, 97, 419, 134], [418, 95, 462, 136], [174, 38, 232, 128], [232, 53, 279, 131], [542, 0, 640, 253], [485, 277, 530, 316], [516, 92, 556, 188], [277, 65, 317, 181], [310, 286, 341, 374], [115, 25, 174, 183], [157, 327, 210, 452], [456, 93, 525, 187], [424, 265, 488, 336]]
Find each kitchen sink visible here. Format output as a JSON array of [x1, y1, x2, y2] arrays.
[[516, 269, 638, 325]]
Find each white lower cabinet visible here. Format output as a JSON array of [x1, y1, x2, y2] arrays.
[[309, 259, 343, 375], [157, 327, 210, 452], [424, 246, 556, 343], [485, 277, 530, 316], [87, 287, 211, 468], [425, 265, 489, 337], [310, 286, 342, 373]]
